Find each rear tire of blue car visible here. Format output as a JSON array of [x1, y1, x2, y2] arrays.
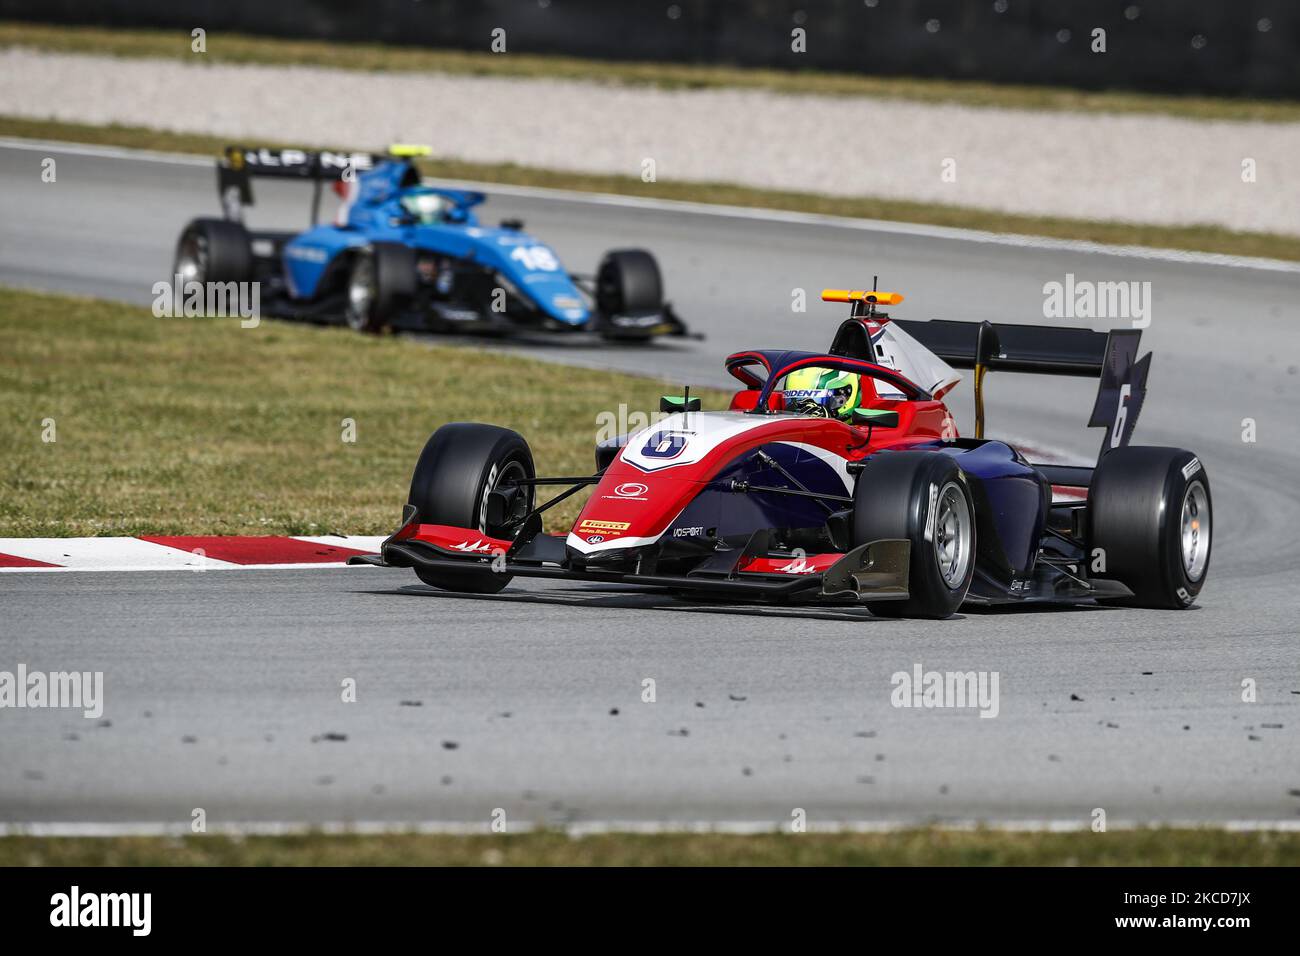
[[852, 452, 976, 619], [345, 243, 415, 334], [173, 218, 252, 285], [407, 423, 535, 594], [1087, 446, 1211, 609]]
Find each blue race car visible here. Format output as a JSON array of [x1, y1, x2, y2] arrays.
[[172, 145, 692, 341]]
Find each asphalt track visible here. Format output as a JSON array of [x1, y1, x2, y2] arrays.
[[2, 140, 1299, 829]]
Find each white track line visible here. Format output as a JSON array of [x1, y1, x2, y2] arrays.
[[4, 136, 1298, 274], [3, 819, 1298, 838]]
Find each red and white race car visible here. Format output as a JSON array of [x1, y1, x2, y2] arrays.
[[352, 288, 1211, 618]]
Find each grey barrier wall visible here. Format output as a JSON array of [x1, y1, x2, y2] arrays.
[[2, 0, 1295, 98]]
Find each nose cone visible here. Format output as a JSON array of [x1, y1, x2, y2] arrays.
[[546, 292, 590, 325]]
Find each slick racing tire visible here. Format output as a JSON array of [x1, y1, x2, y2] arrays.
[[173, 218, 252, 285], [852, 451, 976, 619], [1087, 446, 1211, 609], [407, 423, 535, 594], [345, 242, 416, 333], [596, 248, 663, 318]]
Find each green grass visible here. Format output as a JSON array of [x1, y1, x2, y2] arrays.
[[4, 116, 1298, 264], [0, 285, 728, 538], [2, 828, 1297, 866], [4, 21, 1300, 122]]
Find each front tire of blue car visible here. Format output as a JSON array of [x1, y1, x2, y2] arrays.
[[852, 452, 976, 619], [595, 249, 663, 341]]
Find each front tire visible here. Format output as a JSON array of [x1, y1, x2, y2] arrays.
[[1087, 447, 1211, 609], [595, 249, 663, 340], [852, 452, 976, 619], [407, 423, 535, 594]]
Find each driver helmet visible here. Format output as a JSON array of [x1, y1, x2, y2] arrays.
[[783, 366, 862, 420], [399, 188, 450, 225]]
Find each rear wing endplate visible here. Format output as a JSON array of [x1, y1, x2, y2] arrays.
[[890, 319, 1151, 458]]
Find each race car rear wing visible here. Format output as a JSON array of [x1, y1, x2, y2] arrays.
[[889, 319, 1109, 377], [216, 145, 387, 225], [887, 318, 1152, 458]]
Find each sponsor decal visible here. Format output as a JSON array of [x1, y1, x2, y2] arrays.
[[775, 557, 817, 574], [603, 482, 649, 502], [286, 245, 328, 263], [317, 150, 373, 174], [1181, 457, 1201, 481], [612, 313, 665, 327], [243, 147, 310, 169], [923, 482, 939, 542], [585, 535, 605, 544], [672, 526, 705, 538], [433, 305, 480, 322], [576, 519, 630, 532], [234, 147, 371, 176], [641, 431, 690, 460]]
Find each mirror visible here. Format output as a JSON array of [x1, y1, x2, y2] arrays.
[[851, 408, 899, 428], [660, 395, 702, 413]]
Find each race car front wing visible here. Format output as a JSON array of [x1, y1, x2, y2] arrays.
[[348, 505, 911, 601]]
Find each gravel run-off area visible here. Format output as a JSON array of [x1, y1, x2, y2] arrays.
[[2, 48, 1298, 235]]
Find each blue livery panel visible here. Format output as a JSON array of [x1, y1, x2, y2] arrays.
[[278, 158, 590, 324]]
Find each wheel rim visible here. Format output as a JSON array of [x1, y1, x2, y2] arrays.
[[1180, 480, 1211, 582], [346, 256, 375, 329], [175, 233, 206, 283], [933, 481, 973, 589], [482, 459, 531, 536]]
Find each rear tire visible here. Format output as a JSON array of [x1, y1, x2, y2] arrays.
[[852, 452, 976, 619], [345, 242, 416, 333], [1087, 446, 1211, 609], [407, 423, 535, 594], [173, 218, 252, 285]]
